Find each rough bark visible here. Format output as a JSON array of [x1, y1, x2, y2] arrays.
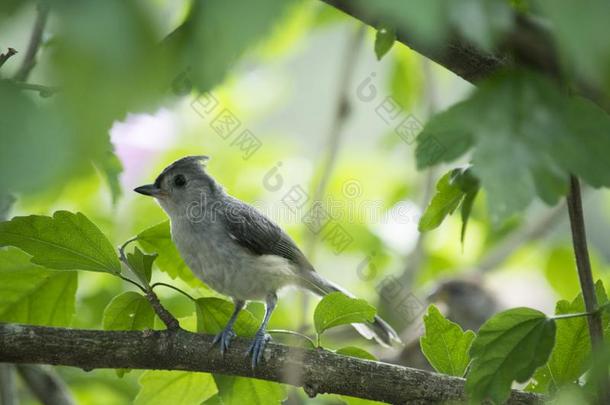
[[0, 323, 542, 404]]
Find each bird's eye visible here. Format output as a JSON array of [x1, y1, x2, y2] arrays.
[[174, 174, 187, 187]]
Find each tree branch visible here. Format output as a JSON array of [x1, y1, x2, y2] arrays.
[[0, 48, 18, 70], [0, 323, 541, 404], [14, 2, 50, 81], [566, 176, 608, 403], [16, 365, 76, 405]]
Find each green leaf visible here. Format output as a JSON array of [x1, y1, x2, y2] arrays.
[[336, 346, 377, 361], [420, 305, 476, 377], [137, 221, 198, 286], [126, 247, 156, 285], [94, 148, 123, 205], [466, 307, 556, 404], [544, 247, 582, 300], [102, 291, 154, 331], [529, 281, 609, 393], [314, 292, 376, 335], [195, 297, 259, 336], [214, 375, 285, 405], [374, 26, 396, 60], [0, 248, 77, 326], [417, 70, 610, 223], [418, 171, 465, 232], [168, 0, 298, 92], [135, 371, 217, 405], [0, 81, 96, 195], [0, 211, 121, 274], [419, 168, 479, 239]]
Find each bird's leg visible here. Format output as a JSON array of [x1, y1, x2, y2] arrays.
[[212, 299, 245, 355], [247, 292, 277, 368]]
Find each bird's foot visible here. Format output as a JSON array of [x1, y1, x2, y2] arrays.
[[212, 327, 236, 355], [246, 331, 271, 368]]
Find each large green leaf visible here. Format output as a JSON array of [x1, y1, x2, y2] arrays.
[[0, 81, 91, 195], [466, 307, 556, 404], [416, 70, 610, 223], [529, 281, 609, 393], [213, 375, 285, 405], [167, 0, 298, 92], [102, 291, 154, 331], [420, 305, 476, 377], [195, 297, 259, 336], [0, 211, 121, 274], [313, 292, 376, 335], [137, 221, 198, 285], [0, 248, 77, 326], [135, 371, 217, 405]]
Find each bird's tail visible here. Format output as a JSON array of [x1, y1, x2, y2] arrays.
[[300, 270, 402, 347]]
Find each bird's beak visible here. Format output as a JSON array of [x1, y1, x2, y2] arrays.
[[134, 184, 163, 197]]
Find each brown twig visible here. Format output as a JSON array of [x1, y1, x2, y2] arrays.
[[0, 48, 18, 69], [566, 175, 608, 403]]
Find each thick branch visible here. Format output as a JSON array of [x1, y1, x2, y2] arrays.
[[0, 324, 541, 404]]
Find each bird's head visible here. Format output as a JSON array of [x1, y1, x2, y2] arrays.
[[134, 155, 223, 220]]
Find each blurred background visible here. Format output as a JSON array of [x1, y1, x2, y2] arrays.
[[2, 0, 610, 404]]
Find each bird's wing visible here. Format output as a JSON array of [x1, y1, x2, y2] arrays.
[[221, 196, 309, 267]]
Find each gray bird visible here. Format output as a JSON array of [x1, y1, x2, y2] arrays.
[[134, 156, 400, 367]]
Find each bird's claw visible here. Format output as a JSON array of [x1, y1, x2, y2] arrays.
[[212, 328, 236, 355], [246, 332, 271, 368]]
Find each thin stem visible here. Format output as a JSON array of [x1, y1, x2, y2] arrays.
[[267, 329, 316, 348], [12, 82, 60, 97], [14, 2, 50, 81], [151, 282, 196, 302], [566, 175, 608, 403], [117, 237, 180, 331], [552, 303, 610, 320], [119, 275, 147, 294]]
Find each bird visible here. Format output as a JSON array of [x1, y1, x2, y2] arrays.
[[134, 155, 401, 367]]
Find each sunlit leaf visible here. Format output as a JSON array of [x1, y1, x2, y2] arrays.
[[418, 171, 464, 232], [466, 307, 556, 404], [0, 248, 77, 326], [195, 297, 259, 337], [314, 292, 376, 335], [420, 305, 476, 377], [0, 211, 121, 274], [135, 370, 217, 405]]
